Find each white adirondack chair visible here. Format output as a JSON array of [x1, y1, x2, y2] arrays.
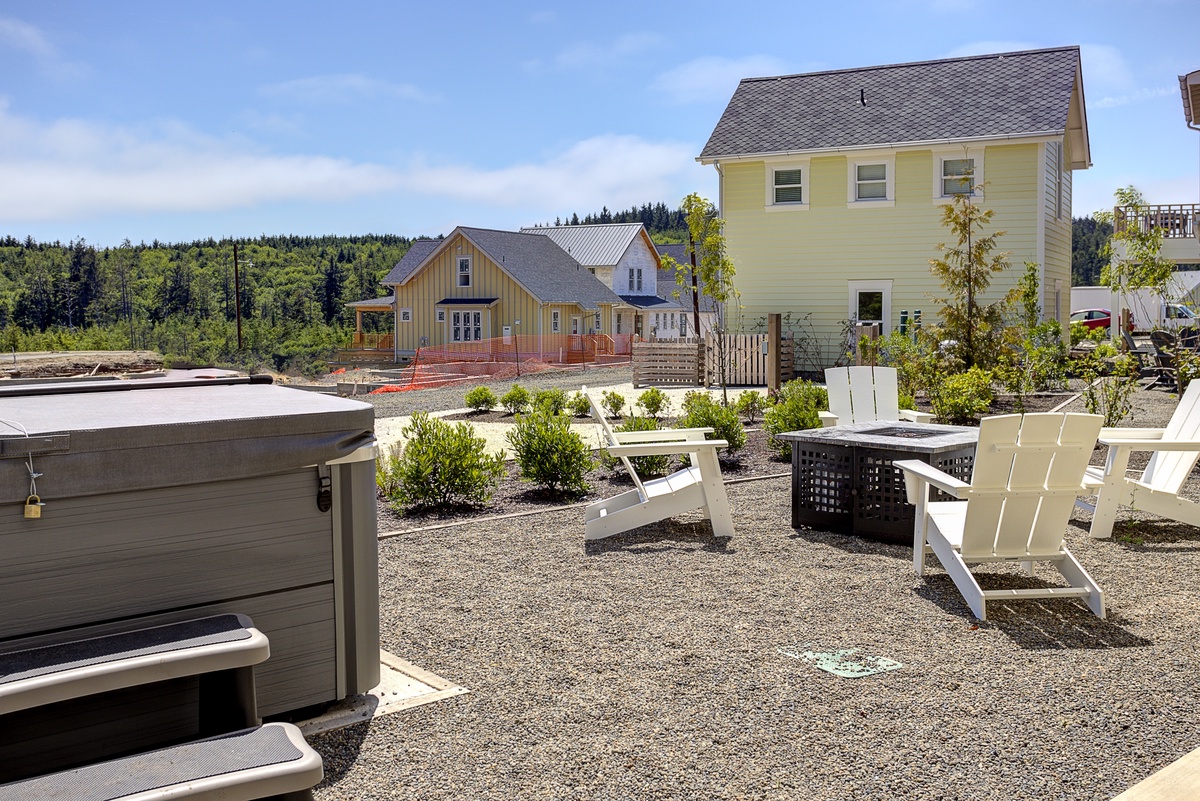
[[819, 366, 935, 427], [1085, 379, 1200, 539], [895, 412, 1106, 621], [582, 387, 735, 541]]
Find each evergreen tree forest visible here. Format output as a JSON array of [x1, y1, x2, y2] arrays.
[[1072, 216, 1113, 286], [0, 234, 412, 375], [540, 202, 690, 243]]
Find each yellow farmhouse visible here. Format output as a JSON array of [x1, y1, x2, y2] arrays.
[[699, 46, 1092, 366], [380, 226, 621, 361]]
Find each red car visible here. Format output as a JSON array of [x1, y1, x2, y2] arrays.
[[1070, 308, 1134, 332]]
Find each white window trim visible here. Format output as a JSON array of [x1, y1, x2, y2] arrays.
[[933, 148, 984, 202], [594, 311, 601, 331], [436, 308, 445, 323], [847, 279, 892, 335], [399, 307, 413, 323], [551, 309, 560, 333], [456, 255, 472, 288], [846, 156, 895, 208], [764, 158, 810, 212]]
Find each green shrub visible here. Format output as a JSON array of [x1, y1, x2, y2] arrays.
[[734, 390, 768, 423], [464, 385, 498, 412], [378, 412, 505, 510], [567, 391, 593, 417], [600, 390, 626, 419], [763, 379, 827, 457], [678, 391, 746, 455], [532, 387, 568, 415], [635, 387, 671, 419], [929, 367, 994, 424], [605, 416, 671, 478], [500, 384, 531, 415], [506, 411, 593, 495], [1079, 352, 1139, 426]]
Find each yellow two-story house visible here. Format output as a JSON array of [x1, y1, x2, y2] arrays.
[[699, 46, 1092, 366]]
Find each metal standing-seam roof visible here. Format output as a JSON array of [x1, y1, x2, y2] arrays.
[[383, 227, 621, 311], [519, 222, 651, 269], [700, 47, 1087, 164]]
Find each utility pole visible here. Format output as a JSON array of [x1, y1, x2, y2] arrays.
[[232, 242, 247, 351]]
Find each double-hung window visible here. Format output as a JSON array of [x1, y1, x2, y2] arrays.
[[551, 310, 560, 333], [855, 164, 887, 200], [765, 161, 809, 210], [628, 268, 643, 292], [941, 158, 975, 196], [456, 256, 472, 287], [773, 168, 803, 203]]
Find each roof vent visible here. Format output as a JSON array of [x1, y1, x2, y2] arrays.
[[860, 89, 866, 106]]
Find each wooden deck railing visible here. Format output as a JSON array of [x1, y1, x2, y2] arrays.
[[349, 332, 394, 350], [1114, 204, 1199, 239]]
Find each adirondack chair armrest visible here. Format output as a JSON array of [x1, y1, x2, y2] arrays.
[[1098, 427, 1165, 441], [1098, 438, 1200, 452], [610, 427, 713, 444], [818, 411, 839, 428], [898, 409, 936, 424], [893, 459, 969, 504], [606, 440, 728, 458]]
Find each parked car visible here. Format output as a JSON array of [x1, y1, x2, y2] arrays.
[[1070, 308, 1134, 332]]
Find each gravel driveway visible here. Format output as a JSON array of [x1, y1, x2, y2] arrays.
[[310, 379, 1200, 801]]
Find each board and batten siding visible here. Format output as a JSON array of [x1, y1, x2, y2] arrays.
[[723, 143, 1044, 365], [390, 232, 543, 352]]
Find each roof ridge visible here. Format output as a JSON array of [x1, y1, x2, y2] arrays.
[[739, 45, 1079, 85]]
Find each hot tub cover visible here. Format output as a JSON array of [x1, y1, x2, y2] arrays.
[[0, 381, 374, 504]]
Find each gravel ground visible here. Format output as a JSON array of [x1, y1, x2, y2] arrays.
[[311, 378, 1200, 801]]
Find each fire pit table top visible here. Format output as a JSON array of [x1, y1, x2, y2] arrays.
[[779, 420, 978, 454]]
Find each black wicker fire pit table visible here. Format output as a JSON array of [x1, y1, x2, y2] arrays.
[[778, 421, 979, 545]]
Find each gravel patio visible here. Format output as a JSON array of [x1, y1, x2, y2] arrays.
[[310, 378, 1200, 801]]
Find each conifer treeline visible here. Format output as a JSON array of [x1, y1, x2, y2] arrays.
[[0, 234, 410, 374]]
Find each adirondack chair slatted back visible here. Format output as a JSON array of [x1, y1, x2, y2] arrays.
[[825, 366, 901, 425], [1142, 379, 1200, 494], [960, 413, 1103, 560], [583, 386, 648, 500]]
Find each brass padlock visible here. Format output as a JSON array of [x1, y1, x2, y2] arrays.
[[24, 495, 42, 519]]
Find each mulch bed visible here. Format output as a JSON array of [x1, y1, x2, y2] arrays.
[[377, 391, 1076, 532]]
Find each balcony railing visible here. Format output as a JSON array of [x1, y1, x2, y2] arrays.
[[1114, 204, 1199, 239], [349, 332, 394, 350]]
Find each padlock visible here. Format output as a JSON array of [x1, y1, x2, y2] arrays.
[[24, 495, 42, 519]]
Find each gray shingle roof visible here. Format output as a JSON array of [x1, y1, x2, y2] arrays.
[[519, 223, 648, 268], [656, 244, 719, 314], [700, 47, 1081, 160], [383, 228, 621, 310]]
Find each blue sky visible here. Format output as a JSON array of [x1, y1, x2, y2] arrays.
[[1, 0, 1196, 246]]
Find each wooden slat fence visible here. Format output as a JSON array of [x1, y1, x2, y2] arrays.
[[632, 340, 702, 387], [704, 333, 795, 386]]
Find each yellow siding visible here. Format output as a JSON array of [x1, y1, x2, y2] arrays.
[[724, 143, 1044, 364], [390, 230, 615, 355], [1042, 138, 1073, 329], [391, 232, 543, 352]]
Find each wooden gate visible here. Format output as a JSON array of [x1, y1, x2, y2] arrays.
[[632, 340, 702, 387], [704, 333, 795, 386]]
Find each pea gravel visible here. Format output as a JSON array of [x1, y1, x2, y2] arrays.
[[310, 380, 1200, 801]]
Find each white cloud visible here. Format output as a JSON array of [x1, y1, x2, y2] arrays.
[[1092, 86, 1176, 109], [552, 32, 663, 70], [0, 103, 402, 221], [259, 74, 434, 104], [651, 55, 792, 105], [402, 135, 697, 211], [0, 16, 87, 78], [0, 104, 699, 225], [0, 17, 55, 58]]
